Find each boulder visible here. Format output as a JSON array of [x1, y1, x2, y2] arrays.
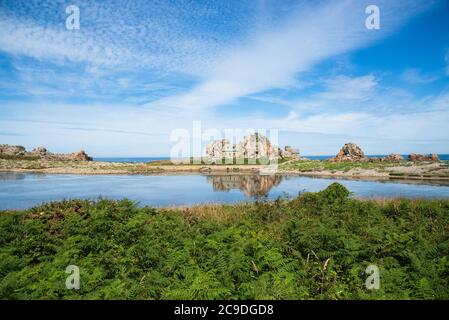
[[330, 143, 368, 162], [205, 133, 281, 162], [66, 150, 93, 161], [0, 144, 92, 161], [282, 146, 300, 159], [383, 154, 404, 162], [31, 147, 49, 156], [408, 153, 439, 162], [47, 150, 93, 161], [236, 133, 280, 160], [430, 153, 440, 161], [205, 139, 233, 163], [0, 144, 26, 156]]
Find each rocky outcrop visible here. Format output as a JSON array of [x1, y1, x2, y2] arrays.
[[0, 144, 26, 156], [330, 143, 368, 162], [281, 146, 300, 159], [30, 147, 49, 157], [52, 150, 93, 161], [383, 154, 404, 162], [236, 133, 279, 159], [0, 144, 92, 161], [205, 133, 283, 163], [408, 153, 439, 162], [205, 139, 233, 163]]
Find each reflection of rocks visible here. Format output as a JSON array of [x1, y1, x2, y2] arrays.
[[0, 172, 26, 181], [206, 175, 282, 197]]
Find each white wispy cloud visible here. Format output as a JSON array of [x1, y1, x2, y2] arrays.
[[0, 17, 123, 66], [0, 0, 256, 75], [318, 75, 378, 101], [146, 0, 429, 110], [400, 68, 438, 84], [431, 93, 449, 111], [3, 87, 449, 156]]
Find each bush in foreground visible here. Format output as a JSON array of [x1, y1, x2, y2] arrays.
[[0, 183, 448, 299]]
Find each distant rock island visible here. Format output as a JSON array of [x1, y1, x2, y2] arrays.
[[0, 144, 92, 161], [328, 142, 439, 163]]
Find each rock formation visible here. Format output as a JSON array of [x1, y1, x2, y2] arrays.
[[281, 146, 300, 159], [0, 144, 92, 161], [53, 150, 93, 161], [0, 144, 26, 156], [330, 143, 368, 162], [383, 154, 404, 162], [236, 133, 279, 159], [30, 147, 49, 157], [205, 133, 283, 163], [205, 139, 233, 163], [408, 153, 439, 162]]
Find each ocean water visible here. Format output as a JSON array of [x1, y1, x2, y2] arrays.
[[0, 172, 448, 210], [95, 155, 449, 163]]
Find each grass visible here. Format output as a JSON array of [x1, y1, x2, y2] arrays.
[[279, 159, 410, 172], [0, 159, 161, 172], [0, 154, 39, 161], [0, 183, 448, 300]]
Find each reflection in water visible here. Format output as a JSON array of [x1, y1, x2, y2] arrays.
[[206, 175, 282, 197], [0, 172, 26, 181], [0, 173, 449, 210]]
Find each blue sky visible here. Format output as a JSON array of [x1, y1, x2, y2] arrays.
[[0, 0, 448, 156]]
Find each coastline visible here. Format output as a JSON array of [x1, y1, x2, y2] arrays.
[[1, 158, 449, 182]]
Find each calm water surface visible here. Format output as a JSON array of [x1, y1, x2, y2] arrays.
[[1, 172, 449, 210]]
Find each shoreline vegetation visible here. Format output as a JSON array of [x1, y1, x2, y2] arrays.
[[1, 157, 449, 182], [1, 183, 448, 299]]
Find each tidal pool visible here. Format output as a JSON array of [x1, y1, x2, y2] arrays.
[[1, 172, 449, 210]]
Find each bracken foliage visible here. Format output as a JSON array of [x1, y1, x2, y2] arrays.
[[0, 183, 448, 299]]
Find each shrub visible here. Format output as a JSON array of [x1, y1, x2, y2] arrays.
[[0, 184, 448, 299]]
